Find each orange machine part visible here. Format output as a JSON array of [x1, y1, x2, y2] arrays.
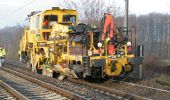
[[101, 13, 114, 41]]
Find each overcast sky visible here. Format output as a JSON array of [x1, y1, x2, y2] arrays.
[[0, 0, 170, 28]]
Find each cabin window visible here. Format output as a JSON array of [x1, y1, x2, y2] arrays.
[[30, 17, 35, 29], [63, 15, 76, 23], [43, 15, 58, 29], [36, 15, 40, 28]]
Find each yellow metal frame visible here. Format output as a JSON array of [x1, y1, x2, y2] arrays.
[[19, 7, 134, 78]]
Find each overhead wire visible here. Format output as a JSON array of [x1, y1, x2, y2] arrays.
[[162, 0, 170, 11], [0, 0, 29, 16], [0, 0, 39, 28], [0, 0, 38, 20]]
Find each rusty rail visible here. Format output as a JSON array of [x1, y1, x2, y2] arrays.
[[1, 67, 86, 100], [0, 80, 28, 100]]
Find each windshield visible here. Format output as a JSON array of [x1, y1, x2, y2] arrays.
[[43, 15, 58, 29], [63, 15, 76, 23]]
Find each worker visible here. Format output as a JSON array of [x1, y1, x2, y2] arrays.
[[0, 47, 5, 67], [2, 48, 6, 63], [108, 42, 115, 55], [43, 19, 49, 29], [50, 21, 54, 27]]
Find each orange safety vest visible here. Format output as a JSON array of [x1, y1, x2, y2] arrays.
[[108, 44, 115, 54], [43, 20, 49, 26]]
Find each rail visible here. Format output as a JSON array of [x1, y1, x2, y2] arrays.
[[0, 67, 86, 100], [0, 80, 27, 100]]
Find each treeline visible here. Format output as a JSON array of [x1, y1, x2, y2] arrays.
[[62, 0, 170, 59], [0, 13, 170, 60], [129, 13, 170, 59], [0, 25, 24, 59]]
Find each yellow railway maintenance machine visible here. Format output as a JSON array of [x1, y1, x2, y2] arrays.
[[19, 7, 143, 79], [18, 7, 78, 75]]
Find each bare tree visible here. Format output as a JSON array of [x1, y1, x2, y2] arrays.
[[0, 24, 24, 60], [61, 0, 122, 27]]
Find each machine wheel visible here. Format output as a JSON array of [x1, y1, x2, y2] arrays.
[[124, 64, 133, 72], [52, 71, 60, 78], [113, 66, 128, 80], [76, 72, 83, 79], [36, 68, 42, 74]]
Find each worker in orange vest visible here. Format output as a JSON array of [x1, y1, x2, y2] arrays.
[[43, 19, 49, 29], [108, 42, 115, 55]]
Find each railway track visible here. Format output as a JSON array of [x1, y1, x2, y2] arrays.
[[0, 67, 85, 100], [6, 60, 170, 99], [111, 79, 170, 93], [1, 66, 124, 100], [67, 78, 148, 100], [4, 60, 150, 100], [0, 80, 18, 100], [99, 79, 170, 100]]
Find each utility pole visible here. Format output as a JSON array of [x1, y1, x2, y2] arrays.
[[124, 0, 129, 35]]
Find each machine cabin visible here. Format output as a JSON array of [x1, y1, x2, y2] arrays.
[[28, 7, 78, 42]]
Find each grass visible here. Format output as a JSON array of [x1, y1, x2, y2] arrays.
[[156, 80, 170, 86], [160, 59, 170, 65], [156, 74, 170, 86]]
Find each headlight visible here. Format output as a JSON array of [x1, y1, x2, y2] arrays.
[[120, 51, 124, 55], [49, 48, 53, 52], [97, 42, 102, 47], [127, 41, 131, 46], [112, 55, 116, 59]]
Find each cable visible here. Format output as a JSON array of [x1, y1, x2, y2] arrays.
[[0, 0, 38, 20], [1, 0, 30, 16], [162, 0, 170, 11]]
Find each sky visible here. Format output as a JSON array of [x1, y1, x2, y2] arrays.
[[0, 0, 170, 28], [116, 0, 170, 15]]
